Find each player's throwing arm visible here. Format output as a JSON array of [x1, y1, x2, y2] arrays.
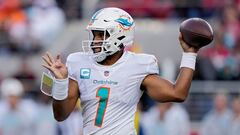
[[141, 18, 213, 102]]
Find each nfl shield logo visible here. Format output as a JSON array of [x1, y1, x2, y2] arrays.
[[104, 71, 109, 77]]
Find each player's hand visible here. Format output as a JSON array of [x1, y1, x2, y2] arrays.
[[179, 33, 199, 53], [42, 52, 68, 79]]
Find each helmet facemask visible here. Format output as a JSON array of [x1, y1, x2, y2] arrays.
[[82, 28, 122, 62]]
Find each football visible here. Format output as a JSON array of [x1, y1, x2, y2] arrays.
[[179, 18, 214, 48]]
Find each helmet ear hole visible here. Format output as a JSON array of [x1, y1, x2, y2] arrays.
[[117, 36, 126, 40], [106, 31, 110, 38], [119, 44, 124, 49]]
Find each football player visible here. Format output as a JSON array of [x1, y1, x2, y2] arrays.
[[41, 7, 199, 135]]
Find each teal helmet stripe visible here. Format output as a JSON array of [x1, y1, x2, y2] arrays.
[[91, 9, 104, 21]]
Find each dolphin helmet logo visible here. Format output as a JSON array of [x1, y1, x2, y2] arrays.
[[115, 15, 134, 30]]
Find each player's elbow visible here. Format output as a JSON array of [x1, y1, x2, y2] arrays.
[[53, 110, 69, 122], [174, 97, 186, 102], [54, 115, 67, 122], [155, 94, 187, 103], [173, 94, 187, 102]]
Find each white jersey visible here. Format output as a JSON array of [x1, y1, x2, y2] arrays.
[[66, 51, 159, 135]]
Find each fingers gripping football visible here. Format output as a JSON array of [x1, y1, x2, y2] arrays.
[[179, 33, 199, 53], [179, 17, 213, 49]]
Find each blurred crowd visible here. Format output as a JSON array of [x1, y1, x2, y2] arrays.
[[136, 92, 240, 135], [0, 0, 65, 56], [195, 5, 240, 80], [97, 0, 240, 19], [0, 78, 83, 135]]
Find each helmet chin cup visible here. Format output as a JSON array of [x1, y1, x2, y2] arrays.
[[93, 52, 107, 62], [82, 40, 109, 62]]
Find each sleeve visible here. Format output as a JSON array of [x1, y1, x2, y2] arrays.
[[66, 55, 78, 81], [146, 55, 159, 75]]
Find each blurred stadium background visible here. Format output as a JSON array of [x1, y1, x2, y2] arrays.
[[0, 0, 240, 135]]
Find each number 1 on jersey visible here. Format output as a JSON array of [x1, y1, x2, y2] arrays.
[[94, 87, 110, 127]]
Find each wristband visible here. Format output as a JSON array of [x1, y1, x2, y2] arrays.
[[180, 52, 197, 70], [52, 78, 69, 100]]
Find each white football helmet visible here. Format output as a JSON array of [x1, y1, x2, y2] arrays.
[[82, 7, 135, 62]]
